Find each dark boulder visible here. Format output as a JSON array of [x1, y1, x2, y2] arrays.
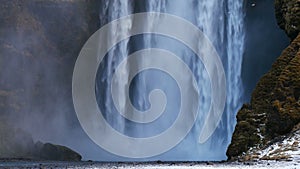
[[0, 121, 81, 161]]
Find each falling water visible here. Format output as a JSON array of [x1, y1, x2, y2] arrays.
[[95, 0, 245, 161]]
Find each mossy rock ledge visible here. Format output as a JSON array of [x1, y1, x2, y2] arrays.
[[227, 0, 300, 161]]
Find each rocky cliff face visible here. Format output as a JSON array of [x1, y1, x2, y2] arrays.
[[275, 0, 300, 40], [0, 0, 100, 161], [227, 0, 300, 160]]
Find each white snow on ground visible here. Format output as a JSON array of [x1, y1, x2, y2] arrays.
[[255, 125, 300, 162], [70, 161, 300, 169], [234, 122, 300, 164]]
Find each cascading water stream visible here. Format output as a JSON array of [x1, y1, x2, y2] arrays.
[[95, 0, 245, 161]]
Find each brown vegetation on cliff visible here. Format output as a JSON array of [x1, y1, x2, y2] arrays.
[[227, 0, 300, 160]]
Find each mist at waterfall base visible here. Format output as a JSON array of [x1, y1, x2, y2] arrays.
[[0, 0, 289, 162]]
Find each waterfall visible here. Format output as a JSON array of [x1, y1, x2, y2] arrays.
[[94, 0, 245, 161]]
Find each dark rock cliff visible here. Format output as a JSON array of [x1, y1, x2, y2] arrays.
[[227, 0, 300, 160], [0, 0, 100, 161], [275, 0, 300, 40]]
